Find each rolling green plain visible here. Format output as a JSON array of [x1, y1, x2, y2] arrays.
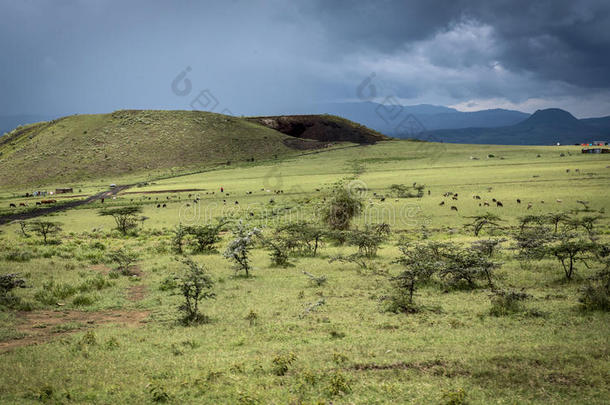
[[0, 140, 609, 404]]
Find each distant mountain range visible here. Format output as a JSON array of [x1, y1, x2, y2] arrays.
[[308, 102, 530, 133], [3, 105, 610, 145], [308, 102, 610, 145], [422, 108, 610, 145]]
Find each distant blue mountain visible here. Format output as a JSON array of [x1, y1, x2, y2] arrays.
[[422, 108, 609, 145], [307, 102, 530, 135]]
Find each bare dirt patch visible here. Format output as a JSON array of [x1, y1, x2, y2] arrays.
[[0, 309, 149, 352], [90, 264, 112, 275], [127, 284, 147, 301]]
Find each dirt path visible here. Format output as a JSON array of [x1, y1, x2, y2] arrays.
[[0, 309, 149, 352], [0, 184, 133, 225]]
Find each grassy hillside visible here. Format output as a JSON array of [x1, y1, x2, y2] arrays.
[[0, 110, 375, 188], [0, 140, 608, 403]]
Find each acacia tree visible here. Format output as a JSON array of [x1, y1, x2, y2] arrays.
[[107, 247, 140, 275], [184, 218, 229, 253], [99, 206, 142, 235], [546, 212, 570, 233], [223, 222, 261, 277], [29, 220, 62, 244], [463, 213, 503, 236], [548, 234, 598, 280], [177, 256, 215, 325]]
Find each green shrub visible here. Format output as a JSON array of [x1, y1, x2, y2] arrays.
[[271, 352, 297, 376], [579, 284, 610, 311], [4, 248, 34, 262], [72, 294, 95, 307], [489, 290, 529, 316]]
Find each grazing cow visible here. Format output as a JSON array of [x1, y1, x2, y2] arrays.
[[235, 201, 239, 205], [492, 198, 497, 203], [193, 200, 198, 204], [540, 200, 545, 204], [19, 203, 26, 207], [380, 197, 386, 202], [186, 203, 191, 207], [496, 201, 503, 207], [452, 195, 458, 200], [566, 169, 570, 173], [517, 199, 521, 204], [269, 199, 275, 204], [428, 190, 431, 195], [223, 199, 226, 203], [556, 199, 563, 203], [41, 199, 57, 204], [188, 194, 192, 198], [315, 188, 320, 192], [156, 204, 160, 208], [249, 212, 254, 217], [527, 203, 533, 210], [451, 206, 458, 211], [439, 201, 445, 206], [9, 203, 16, 208], [575, 169, 580, 173], [483, 201, 490, 206], [162, 204, 167, 208], [36, 202, 41, 206]]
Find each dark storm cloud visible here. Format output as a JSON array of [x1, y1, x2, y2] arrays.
[[0, 0, 608, 118], [304, 0, 610, 89]]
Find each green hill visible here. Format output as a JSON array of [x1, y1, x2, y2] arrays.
[[0, 110, 383, 187]]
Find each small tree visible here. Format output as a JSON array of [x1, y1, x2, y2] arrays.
[[513, 224, 554, 264], [463, 213, 503, 237], [346, 223, 390, 258], [438, 247, 500, 289], [177, 256, 215, 325], [107, 247, 140, 275], [223, 222, 261, 277], [321, 181, 363, 231], [275, 221, 325, 256], [184, 218, 228, 253], [548, 234, 597, 280], [16, 221, 29, 238], [262, 236, 291, 267], [546, 212, 570, 233], [517, 214, 547, 232], [171, 224, 187, 254], [29, 220, 62, 244], [471, 238, 506, 257], [99, 206, 142, 235], [566, 215, 603, 239]]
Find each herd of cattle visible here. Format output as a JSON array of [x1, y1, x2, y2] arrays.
[[438, 190, 567, 212]]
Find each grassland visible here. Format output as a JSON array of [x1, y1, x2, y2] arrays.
[[0, 140, 608, 404]]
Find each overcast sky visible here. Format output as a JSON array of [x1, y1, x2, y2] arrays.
[[1, 0, 609, 118]]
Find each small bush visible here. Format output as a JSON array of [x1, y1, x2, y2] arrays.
[[489, 290, 529, 316], [271, 352, 297, 376], [327, 371, 351, 396], [72, 294, 95, 307]]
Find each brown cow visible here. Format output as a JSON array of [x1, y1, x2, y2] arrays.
[[40, 199, 57, 204]]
